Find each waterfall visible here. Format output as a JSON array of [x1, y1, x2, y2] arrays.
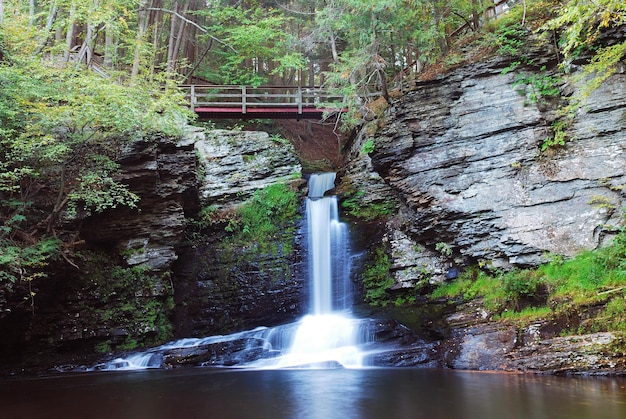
[[306, 173, 352, 314], [266, 172, 361, 368], [95, 173, 382, 371]]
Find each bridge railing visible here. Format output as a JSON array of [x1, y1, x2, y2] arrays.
[[180, 85, 344, 114]]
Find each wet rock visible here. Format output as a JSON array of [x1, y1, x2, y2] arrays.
[[504, 332, 626, 375], [423, 301, 626, 375], [173, 128, 306, 338]]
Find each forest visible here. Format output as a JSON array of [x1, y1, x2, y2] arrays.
[[0, 0, 625, 306]]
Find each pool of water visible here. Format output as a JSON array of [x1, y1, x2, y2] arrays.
[[1, 368, 625, 419]]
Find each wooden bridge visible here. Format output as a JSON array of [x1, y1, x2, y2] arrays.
[[180, 85, 345, 120]]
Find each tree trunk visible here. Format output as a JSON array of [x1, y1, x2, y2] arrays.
[[329, 28, 339, 63], [35, 0, 58, 55], [64, 3, 76, 62], [75, 21, 94, 66], [0, 0, 4, 24], [167, 2, 179, 71], [472, 0, 480, 31], [29, 0, 35, 25], [104, 25, 115, 68], [170, 1, 189, 73], [132, 1, 150, 79]]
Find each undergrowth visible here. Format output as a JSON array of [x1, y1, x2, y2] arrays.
[[430, 227, 626, 334], [193, 182, 300, 259]]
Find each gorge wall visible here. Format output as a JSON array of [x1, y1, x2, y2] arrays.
[[172, 129, 306, 337], [341, 52, 626, 289], [337, 43, 626, 374], [0, 128, 306, 372]]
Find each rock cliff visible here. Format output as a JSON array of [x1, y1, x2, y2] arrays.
[[342, 56, 626, 285], [172, 129, 306, 337], [339, 43, 626, 374]]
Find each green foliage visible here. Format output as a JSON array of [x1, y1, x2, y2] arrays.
[[542, 0, 626, 102], [541, 119, 570, 151], [492, 23, 529, 58], [514, 68, 562, 105], [340, 188, 397, 221], [361, 138, 375, 155], [430, 225, 626, 330], [0, 236, 61, 283], [362, 244, 394, 306], [225, 183, 299, 244], [66, 155, 139, 217], [196, 5, 305, 85], [0, 20, 192, 296], [435, 242, 453, 257]]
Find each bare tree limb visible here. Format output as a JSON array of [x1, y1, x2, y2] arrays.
[[141, 7, 237, 53]]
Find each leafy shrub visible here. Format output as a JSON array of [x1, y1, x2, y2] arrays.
[[227, 183, 299, 243]]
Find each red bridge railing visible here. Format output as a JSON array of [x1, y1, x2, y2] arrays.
[[180, 85, 345, 118]]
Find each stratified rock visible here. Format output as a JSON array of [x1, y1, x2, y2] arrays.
[[81, 129, 201, 273], [430, 301, 626, 375], [195, 130, 302, 207], [173, 128, 305, 337], [343, 55, 626, 292], [382, 69, 625, 269]]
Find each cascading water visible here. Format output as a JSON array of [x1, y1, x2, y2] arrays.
[[95, 173, 385, 371], [253, 173, 363, 368]]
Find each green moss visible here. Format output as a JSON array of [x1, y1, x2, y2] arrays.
[[361, 244, 394, 306], [77, 251, 175, 352], [190, 182, 301, 285], [429, 227, 626, 331], [229, 183, 299, 244], [340, 188, 397, 221]]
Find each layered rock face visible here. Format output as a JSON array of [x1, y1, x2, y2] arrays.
[[195, 129, 302, 207], [81, 130, 201, 271], [343, 57, 626, 287], [172, 129, 306, 337], [0, 131, 202, 371], [339, 50, 626, 374]]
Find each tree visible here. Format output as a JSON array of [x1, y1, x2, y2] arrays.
[[543, 0, 626, 100], [0, 13, 192, 288]]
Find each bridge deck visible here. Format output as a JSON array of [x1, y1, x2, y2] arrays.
[[182, 85, 344, 120]]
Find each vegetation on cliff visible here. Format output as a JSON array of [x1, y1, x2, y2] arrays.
[[0, 21, 190, 293], [430, 225, 626, 341]]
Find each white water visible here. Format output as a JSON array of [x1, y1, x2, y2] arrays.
[[97, 173, 372, 371], [245, 173, 363, 369]]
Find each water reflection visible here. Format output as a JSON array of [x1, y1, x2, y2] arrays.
[[1, 368, 625, 419]]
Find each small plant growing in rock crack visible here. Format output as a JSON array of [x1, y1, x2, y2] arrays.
[[541, 119, 571, 151], [513, 67, 562, 105], [361, 138, 375, 155], [435, 242, 453, 257]]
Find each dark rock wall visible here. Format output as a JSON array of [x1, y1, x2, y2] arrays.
[[173, 129, 306, 338], [0, 131, 201, 371]]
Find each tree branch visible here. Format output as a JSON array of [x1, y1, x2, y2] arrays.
[[141, 7, 237, 53]]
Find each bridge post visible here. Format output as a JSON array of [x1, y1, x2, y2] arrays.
[[241, 85, 247, 114], [297, 86, 303, 115], [190, 85, 196, 110]]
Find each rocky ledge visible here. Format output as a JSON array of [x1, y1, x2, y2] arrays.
[[437, 301, 626, 375]]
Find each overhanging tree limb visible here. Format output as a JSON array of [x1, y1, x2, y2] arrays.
[[141, 7, 238, 53]]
